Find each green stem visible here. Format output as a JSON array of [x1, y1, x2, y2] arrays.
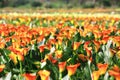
[[59, 72, 62, 80], [69, 76, 72, 80], [20, 61, 22, 74]]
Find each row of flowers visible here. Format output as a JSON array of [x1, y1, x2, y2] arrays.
[[0, 13, 120, 80]]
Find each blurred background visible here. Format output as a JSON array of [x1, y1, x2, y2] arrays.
[[0, 0, 120, 9]]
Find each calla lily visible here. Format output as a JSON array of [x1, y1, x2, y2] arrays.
[[58, 62, 66, 72], [23, 73, 36, 80], [38, 70, 50, 80], [67, 63, 80, 76], [73, 42, 81, 50], [109, 65, 120, 80], [97, 63, 108, 75], [55, 50, 62, 59]]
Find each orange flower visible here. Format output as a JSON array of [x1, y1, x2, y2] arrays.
[[58, 62, 66, 72], [23, 73, 36, 80], [38, 70, 50, 80], [9, 51, 24, 64], [0, 42, 5, 49], [101, 36, 109, 44], [55, 50, 62, 59], [78, 54, 88, 62], [92, 71, 100, 80], [109, 65, 120, 80], [39, 45, 45, 53], [0, 64, 5, 72], [56, 36, 63, 45], [112, 36, 120, 47], [110, 48, 116, 57], [92, 63, 108, 80], [97, 63, 108, 75], [9, 52, 18, 64], [44, 54, 57, 64], [73, 42, 81, 50], [93, 31, 102, 39], [93, 40, 100, 52], [84, 41, 92, 56], [37, 35, 44, 43], [116, 50, 120, 59], [22, 48, 29, 56], [67, 63, 80, 76], [86, 48, 92, 57], [48, 39, 56, 45]]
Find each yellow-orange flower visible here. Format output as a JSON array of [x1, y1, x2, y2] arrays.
[[92, 71, 100, 80], [0, 64, 5, 72], [9, 52, 18, 64], [58, 62, 66, 72], [9, 51, 24, 64], [73, 42, 81, 50], [67, 63, 80, 76], [55, 50, 62, 59], [92, 63, 108, 80], [0, 42, 5, 49], [38, 70, 50, 80], [97, 63, 108, 75]]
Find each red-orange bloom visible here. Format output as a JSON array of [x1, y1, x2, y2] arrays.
[[23, 73, 36, 80], [67, 63, 80, 76], [38, 70, 50, 80], [0, 64, 5, 72], [39, 45, 45, 53], [58, 62, 66, 72]]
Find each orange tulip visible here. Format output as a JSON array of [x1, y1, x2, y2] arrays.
[[38, 70, 50, 80], [23, 73, 36, 80], [0, 64, 5, 72], [67, 63, 80, 76], [58, 62, 66, 72]]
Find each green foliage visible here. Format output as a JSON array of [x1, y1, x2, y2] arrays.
[[31, 1, 42, 7], [0, 0, 120, 8]]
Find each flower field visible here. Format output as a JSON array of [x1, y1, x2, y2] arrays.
[[0, 13, 120, 80]]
